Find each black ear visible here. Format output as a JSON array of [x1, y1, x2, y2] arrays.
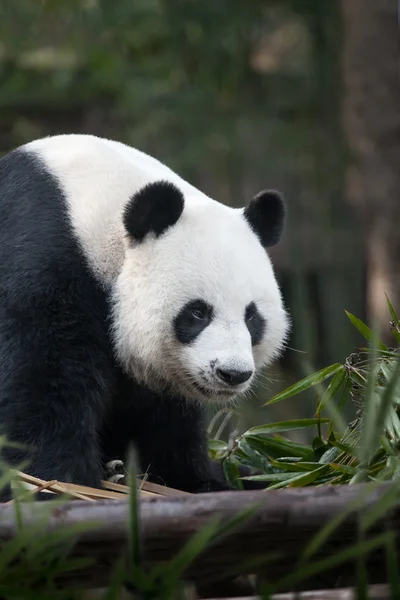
[[123, 181, 184, 241], [243, 190, 286, 248]]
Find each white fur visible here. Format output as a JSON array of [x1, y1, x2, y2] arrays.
[[24, 134, 290, 403]]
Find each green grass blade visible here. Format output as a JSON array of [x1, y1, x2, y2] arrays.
[[103, 558, 126, 600], [302, 483, 382, 561], [265, 364, 343, 405], [385, 526, 400, 599], [356, 522, 369, 600], [127, 447, 141, 570], [160, 517, 222, 585], [360, 481, 400, 532], [125, 446, 153, 592], [210, 503, 260, 543], [268, 531, 394, 595]]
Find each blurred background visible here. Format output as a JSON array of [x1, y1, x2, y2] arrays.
[[0, 0, 398, 435]]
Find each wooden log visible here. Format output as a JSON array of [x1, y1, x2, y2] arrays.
[[0, 483, 398, 589], [203, 583, 391, 599]]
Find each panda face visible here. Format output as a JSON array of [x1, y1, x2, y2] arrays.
[[112, 181, 289, 404]]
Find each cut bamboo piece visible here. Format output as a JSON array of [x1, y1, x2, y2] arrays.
[[10, 470, 191, 503]]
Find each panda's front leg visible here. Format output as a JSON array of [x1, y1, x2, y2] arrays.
[[0, 308, 114, 501], [131, 399, 236, 494]]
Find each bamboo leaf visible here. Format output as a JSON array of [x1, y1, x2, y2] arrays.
[[269, 459, 324, 473], [385, 294, 399, 325], [243, 472, 306, 482], [245, 418, 329, 436], [345, 310, 387, 350], [363, 357, 400, 463], [223, 457, 243, 490], [317, 366, 347, 412], [265, 364, 343, 405], [288, 465, 329, 487], [245, 435, 313, 460]]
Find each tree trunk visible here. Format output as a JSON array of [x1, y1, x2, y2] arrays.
[[341, 0, 400, 341]]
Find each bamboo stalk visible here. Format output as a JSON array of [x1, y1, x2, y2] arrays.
[[11, 470, 187, 501]]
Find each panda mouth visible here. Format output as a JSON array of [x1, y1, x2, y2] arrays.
[[190, 380, 236, 399]]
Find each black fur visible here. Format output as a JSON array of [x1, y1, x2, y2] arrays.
[[245, 301, 266, 346], [174, 299, 214, 345], [0, 149, 263, 501], [244, 190, 286, 248], [123, 180, 184, 241]]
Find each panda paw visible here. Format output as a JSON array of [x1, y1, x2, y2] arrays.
[[104, 460, 127, 485]]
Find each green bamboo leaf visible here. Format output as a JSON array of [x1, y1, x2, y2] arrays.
[[319, 440, 340, 464], [385, 294, 399, 325], [328, 463, 358, 476], [269, 459, 324, 473], [245, 418, 329, 436], [330, 439, 360, 459], [381, 361, 400, 405], [236, 439, 272, 473], [243, 472, 306, 482], [363, 357, 400, 463], [345, 310, 387, 350], [265, 364, 343, 405], [385, 294, 400, 344], [245, 435, 313, 460], [361, 348, 399, 358], [263, 466, 329, 490], [288, 465, 329, 487], [317, 366, 347, 412], [223, 457, 243, 490], [208, 439, 228, 452]]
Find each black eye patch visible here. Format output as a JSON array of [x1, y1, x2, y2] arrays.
[[245, 302, 266, 345], [174, 299, 214, 345]]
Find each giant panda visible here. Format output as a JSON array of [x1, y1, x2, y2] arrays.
[[0, 134, 289, 498]]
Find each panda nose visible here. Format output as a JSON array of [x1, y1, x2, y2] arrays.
[[216, 368, 253, 386]]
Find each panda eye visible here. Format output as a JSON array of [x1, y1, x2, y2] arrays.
[[192, 308, 207, 320], [245, 305, 256, 323]]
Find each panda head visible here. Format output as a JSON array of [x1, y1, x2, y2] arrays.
[[112, 180, 289, 404]]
